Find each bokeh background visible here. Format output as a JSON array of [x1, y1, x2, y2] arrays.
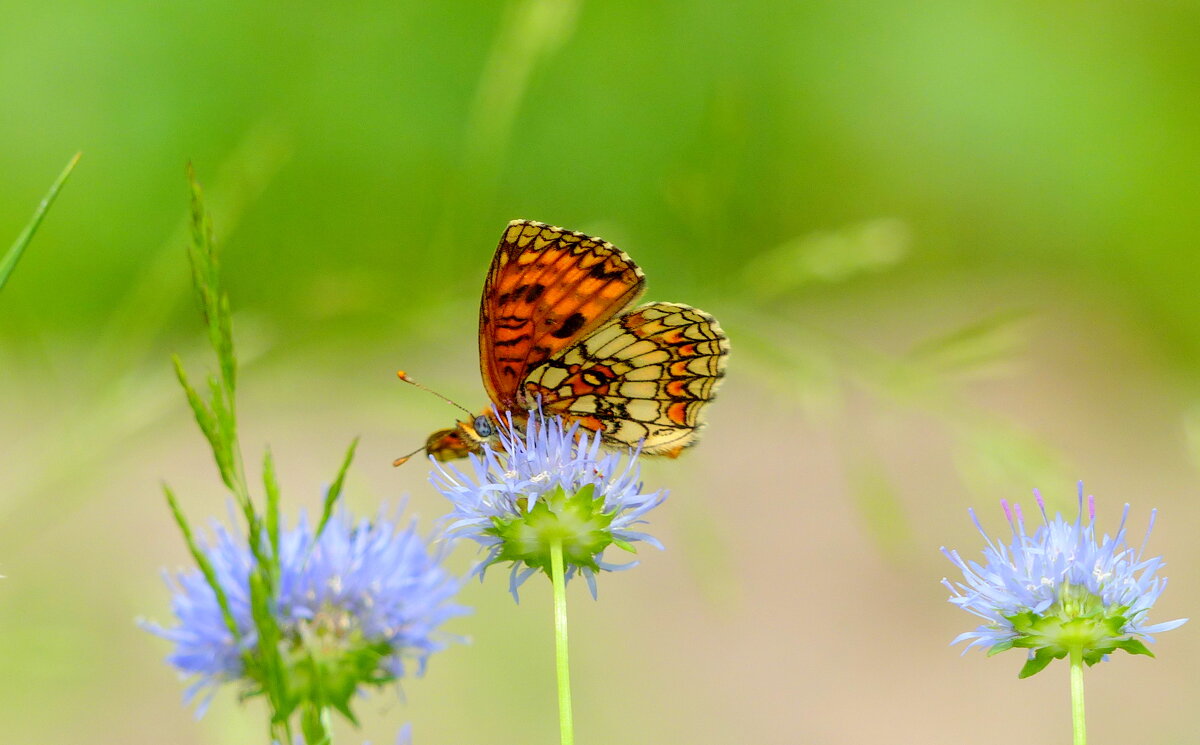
[[3, 1, 1200, 743]]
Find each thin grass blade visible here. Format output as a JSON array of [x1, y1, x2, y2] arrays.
[[0, 152, 81, 292], [314, 438, 359, 541], [263, 449, 283, 578], [163, 483, 241, 640]]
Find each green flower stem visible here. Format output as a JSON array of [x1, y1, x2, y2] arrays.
[[1069, 644, 1086, 745], [550, 538, 575, 745], [300, 701, 333, 745]]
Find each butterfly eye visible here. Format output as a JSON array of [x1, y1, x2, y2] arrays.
[[473, 415, 496, 438]]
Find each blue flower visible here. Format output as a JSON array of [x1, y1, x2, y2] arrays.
[[143, 507, 466, 715], [942, 482, 1187, 677], [430, 409, 666, 600]]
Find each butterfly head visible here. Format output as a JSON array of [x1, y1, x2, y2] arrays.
[[423, 412, 499, 462], [472, 413, 497, 438]]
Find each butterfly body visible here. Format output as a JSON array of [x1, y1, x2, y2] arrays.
[[427, 220, 728, 461]]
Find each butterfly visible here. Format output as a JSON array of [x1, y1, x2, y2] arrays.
[[407, 219, 728, 463]]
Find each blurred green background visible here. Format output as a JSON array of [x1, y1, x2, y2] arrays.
[[3, 0, 1200, 743]]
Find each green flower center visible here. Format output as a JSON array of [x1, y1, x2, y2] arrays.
[[991, 583, 1153, 678], [240, 601, 396, 720], [487, 483, 625, 575]]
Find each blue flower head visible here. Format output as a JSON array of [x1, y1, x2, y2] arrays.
[[942, 482, 1187, 678], [143, 506, 466, 716], [430, 409, 666, 600]]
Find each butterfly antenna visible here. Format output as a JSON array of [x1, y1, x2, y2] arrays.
[[395, 370, 475, 417], [392, 444, 424, 468]]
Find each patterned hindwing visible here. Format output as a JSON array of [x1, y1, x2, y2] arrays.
[[522, 302, 729, 456], [479, 220, 646, 410]]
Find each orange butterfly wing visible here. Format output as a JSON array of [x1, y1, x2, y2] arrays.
[[479, 220, 645, 410]]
